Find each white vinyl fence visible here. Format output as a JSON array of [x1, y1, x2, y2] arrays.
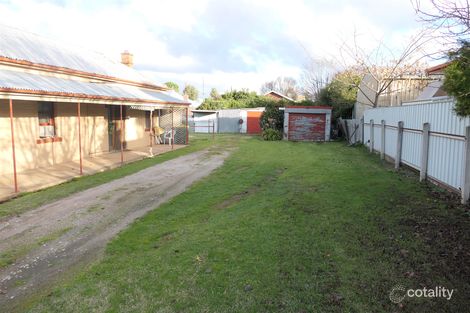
[[363, 97, 470, 203]]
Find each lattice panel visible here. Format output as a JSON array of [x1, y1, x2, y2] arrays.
[[158, 107, 188, 145]]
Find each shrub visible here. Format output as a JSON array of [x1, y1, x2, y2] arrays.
[[444, 41, 470, 117], [259, 101, 287, 141], [262, 128, 283, 141], [260, 102, 285, 131]]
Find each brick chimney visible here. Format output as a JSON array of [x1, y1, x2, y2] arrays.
[[121, 50, 134, 67]]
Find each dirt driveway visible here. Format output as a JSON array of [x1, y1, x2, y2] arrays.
[[0, 149, 230, 311]]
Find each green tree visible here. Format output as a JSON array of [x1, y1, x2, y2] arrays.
[[259, 101, 286, 141], [260, 101, 285, 131], [199, 89, 261, 110], [316, 71, 361, 121], [199, 89, 297, 110], [165, 81, 179, 93], [444, 41, 470, 116], [210, 88, 220, 99], [183, 84, 199, 100]]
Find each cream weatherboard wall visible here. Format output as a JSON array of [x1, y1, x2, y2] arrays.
[[0, 100, 151, 176], [1, 99, 42, 175], [55, 102, 109, 161]]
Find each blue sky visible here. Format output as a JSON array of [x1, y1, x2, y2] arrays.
[[0, 0, 430, 96]]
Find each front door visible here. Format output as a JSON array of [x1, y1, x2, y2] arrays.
[[106, 105, 127, 151]]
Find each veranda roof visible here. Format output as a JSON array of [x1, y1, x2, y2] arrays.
[[0, 68, 188, 106]]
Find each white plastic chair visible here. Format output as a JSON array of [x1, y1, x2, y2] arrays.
[[163, 129, 173, 146]]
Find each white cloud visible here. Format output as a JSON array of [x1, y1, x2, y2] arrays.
[[0, 0, 434, 94], [0, 1, 198, 69], [143, 61, 301, 95], [127, 0, 210, 32]]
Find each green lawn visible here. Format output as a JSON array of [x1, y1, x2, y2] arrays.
[[25, 136, 469, 312], [0, 134, 234, 219]]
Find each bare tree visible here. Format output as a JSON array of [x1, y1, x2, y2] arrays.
[[412, 0, 470, 40], [300, 59, 335, 100], [336, 29, 433, 108], [261, 76, 299, 100]]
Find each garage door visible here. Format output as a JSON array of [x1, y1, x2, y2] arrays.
[[247, 111, 263, 134], [288, 113, 325, 141]]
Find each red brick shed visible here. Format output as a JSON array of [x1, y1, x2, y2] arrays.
[[283, 106, 332, 141]]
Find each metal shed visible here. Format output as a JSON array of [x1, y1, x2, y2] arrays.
[[283, 106, 332, 141], [191, 110, 218, 133]]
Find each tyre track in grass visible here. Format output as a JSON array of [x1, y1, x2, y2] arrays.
[[0, 149, 231, 312]]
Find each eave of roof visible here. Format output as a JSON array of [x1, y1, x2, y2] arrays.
[[426, 61, 452, 75], [0, 88, 189, 106], [286, 105, 332, 110], [263, 90, 295, 101], [192, 109, 217, 113]]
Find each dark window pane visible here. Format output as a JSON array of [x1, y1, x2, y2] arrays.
[[38, 102, 55, 138], [38, 102, 54, 125]]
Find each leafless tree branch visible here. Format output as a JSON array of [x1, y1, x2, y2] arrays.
[[412, 0, 470, 39], [261, 76, 299, 100], [334, 30, 432, 107]]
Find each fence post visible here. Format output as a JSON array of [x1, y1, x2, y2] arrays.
[[461, 126, 470, 204], [369, 119, 374, 153], [354, 120, 359, 143], [381, 120, 386, 160], [343, 119, 350, 144], [361, 117, 364, 143], [420, 123, 430, 182], [395, 121, 404, 170]]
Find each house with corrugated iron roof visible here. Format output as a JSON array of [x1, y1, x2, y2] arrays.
[[0, 25, 190, 198]]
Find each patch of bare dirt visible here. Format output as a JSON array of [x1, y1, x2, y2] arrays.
[[0, 149, 231, 311]]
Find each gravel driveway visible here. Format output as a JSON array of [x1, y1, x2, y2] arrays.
[[0, 149, 230, 311]]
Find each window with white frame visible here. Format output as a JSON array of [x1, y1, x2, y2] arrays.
[[38, 102, 56, 138]]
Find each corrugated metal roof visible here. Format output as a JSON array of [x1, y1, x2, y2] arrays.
[[0, 24, 162, 87], [0, 68, 186, 105], [415, 80, 444, 100]]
